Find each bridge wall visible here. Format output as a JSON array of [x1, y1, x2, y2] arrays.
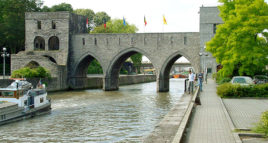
[[69, 33, 200, 91]]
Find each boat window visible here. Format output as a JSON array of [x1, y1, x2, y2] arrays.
[[40, 97, 44, 103], [1, 91, 14, 97]]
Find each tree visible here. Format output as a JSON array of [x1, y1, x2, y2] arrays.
[[50, 3, 73, 12], [87, 59, 103, 74], [206, 0, 268, 78], [131, 54, 143, 73], [91, 19, 138, 33], [0, 0, 41, 53], [73, 9, 95, 31], [93, 12, 111, 26]]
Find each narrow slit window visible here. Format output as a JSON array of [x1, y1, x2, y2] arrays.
[[82, 38, 85, 45], [213, 24, 218, 34], [94, 38, 97, 45], [184, 36, 187, 45], [37, 21, 41, 29], [52, 21, 56, 29]]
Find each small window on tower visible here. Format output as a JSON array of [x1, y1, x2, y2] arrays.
[[184, 36, 187, 45], [213, 24, 218, 34], [94, 38, 97, 45], [52, 21, 56, 29], [37, 21, 41, 29], [82, 38, 85, 45]]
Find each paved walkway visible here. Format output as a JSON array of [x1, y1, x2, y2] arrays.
[[223, 99, 268, 129], [184, 79, 238, 143]]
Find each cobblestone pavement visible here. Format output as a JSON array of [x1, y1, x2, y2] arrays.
[[223, 99, 268, 129], [184, 79, 236, 143]]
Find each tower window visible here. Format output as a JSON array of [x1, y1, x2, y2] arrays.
[[37, 21, 41, 29], [184, 36, 187, 45], [82, 38, 85, 45], [94, 38, 97, 45], [213, 24, 219, 34], [52, 21, 56, 29]]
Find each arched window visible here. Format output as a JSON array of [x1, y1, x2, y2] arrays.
[[26, 61, 40, 69], [48, 36, 59, 50], [34, 36, 45, 51]]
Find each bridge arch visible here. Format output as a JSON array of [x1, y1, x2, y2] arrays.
[[70, 52, 104, 89], [158, 50, 197, 92], [104, 47, 156, 91]]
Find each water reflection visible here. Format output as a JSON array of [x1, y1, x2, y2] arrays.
[[0, 78, 185, 142]]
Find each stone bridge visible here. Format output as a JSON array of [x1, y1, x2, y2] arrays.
[[70, 33, 200, 91], [11, 7, 222, 92]]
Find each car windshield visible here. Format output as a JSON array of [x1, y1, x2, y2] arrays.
[[233, 78, 246, 83]]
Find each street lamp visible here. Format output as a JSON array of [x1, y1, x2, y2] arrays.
[[1, 47, 9, 79], [199, 52, 208, 72]]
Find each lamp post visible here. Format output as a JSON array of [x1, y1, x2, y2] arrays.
[[1, 47, 9, 79], [199, 52, 208, 72]]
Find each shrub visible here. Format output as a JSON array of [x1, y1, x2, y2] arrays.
[[253, 110, 268, 137], [218, 77, 231, 84], [217, 83, 268, 98], [11, 66, 51, 78]]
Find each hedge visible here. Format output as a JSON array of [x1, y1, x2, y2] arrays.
[[11, 67, 51, 78], [217, 83, 268, 98], [253, 110, 268, 137]]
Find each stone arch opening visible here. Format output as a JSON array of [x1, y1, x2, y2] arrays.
[[70, 53, 104, 89], [159, 53, 194, 92], [43, 55, 57, 64], [48, 36, 59, 50], [104, 49, 155, 91], [25, 61, 40, 69], [34, 36, 45, 51]]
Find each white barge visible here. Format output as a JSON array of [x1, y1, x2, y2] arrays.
[[0, 79, 51, 125]]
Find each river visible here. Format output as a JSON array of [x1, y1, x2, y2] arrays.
[[0, 78, 185, 142]]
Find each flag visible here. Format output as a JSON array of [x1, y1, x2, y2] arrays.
[[37, 79, 43, 88], [163, 15, 167, 25], [123, 17, 126, 26], [144, 16, 147, 26], [86, 18, 89, 28], [103, 19, 106, 29]]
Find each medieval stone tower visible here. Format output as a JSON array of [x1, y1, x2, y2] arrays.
[[11, 12, 87, 89]]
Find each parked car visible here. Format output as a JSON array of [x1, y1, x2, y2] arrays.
[[253, 75, 268, 84], [230, 76, 254, 86]]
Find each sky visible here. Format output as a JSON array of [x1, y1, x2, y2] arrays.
[[42, 0, 268, 63], [43, 0, 222, 33]]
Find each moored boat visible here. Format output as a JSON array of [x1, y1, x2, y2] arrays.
[[0, 79, 51, 125]]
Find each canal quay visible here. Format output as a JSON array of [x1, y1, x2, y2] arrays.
[[0, 78, 192, 142]]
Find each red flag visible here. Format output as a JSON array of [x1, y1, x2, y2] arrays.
[[86, 18, 89, 28], [144, 16, 147, 26], [104, 19, 106, 28]]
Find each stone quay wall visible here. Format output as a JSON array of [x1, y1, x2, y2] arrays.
[[0, 75, 156, 92]]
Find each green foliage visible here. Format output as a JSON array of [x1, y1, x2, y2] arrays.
[[87, 59, 103, 74], [91, 19, 138, 33], [73, 9, 95, 31], [206, 0, 268, 79], [218, 77, 232, 84], [11, 66, 51, 78], [0, 0, 41, 53], [93, 12, 111, 26], [50, 3, 73, 12], [253, 110, 268, 136], [217, 83, 268, 98], [131, 53, 142, 74]]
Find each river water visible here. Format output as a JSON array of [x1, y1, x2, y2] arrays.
[[0, 78, 185, 143]]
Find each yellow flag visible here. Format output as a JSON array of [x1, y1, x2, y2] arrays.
[[163, 15, 167, 25]]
